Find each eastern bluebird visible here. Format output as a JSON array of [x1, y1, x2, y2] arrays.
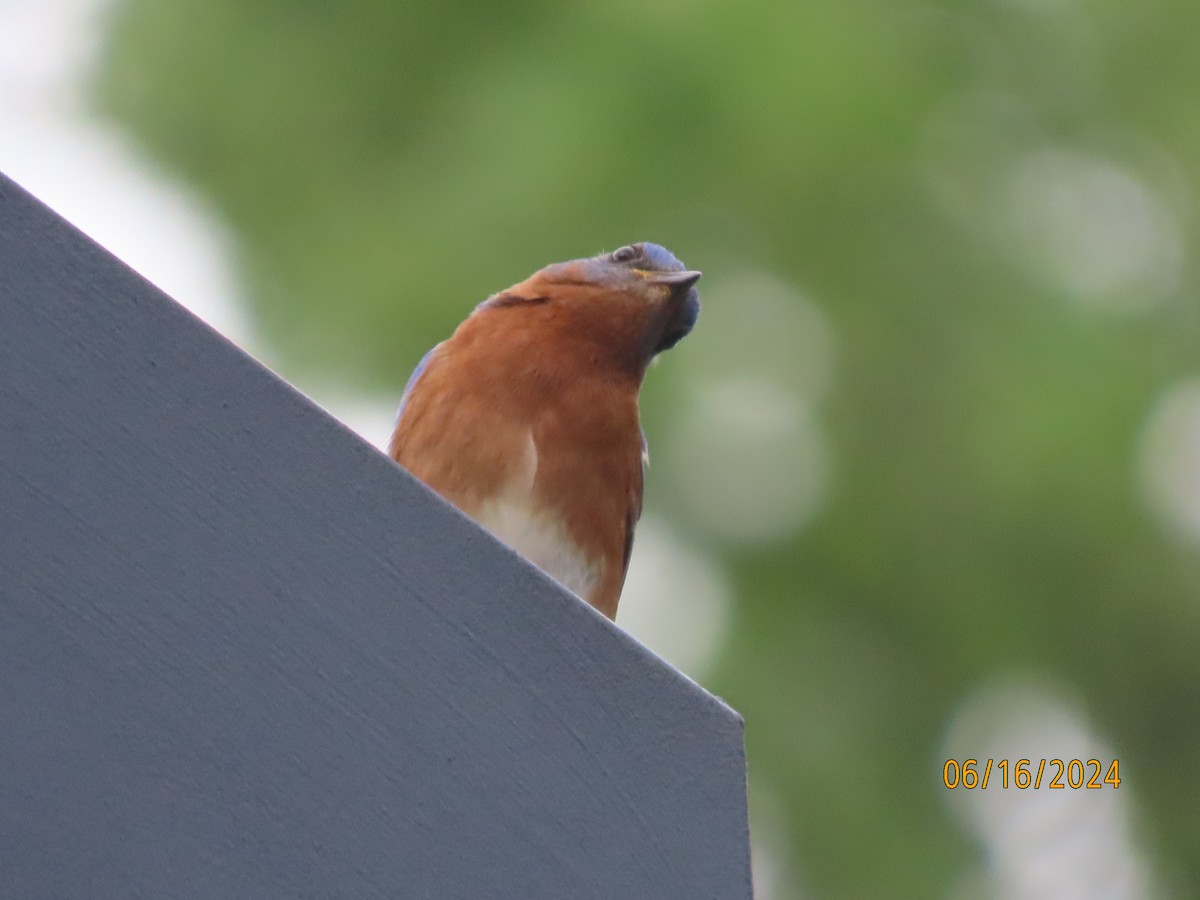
[[389, 243, 701, 619]]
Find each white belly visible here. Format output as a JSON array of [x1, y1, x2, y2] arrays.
[[466, 429, 600, 601], [474, 497, 599, 601]]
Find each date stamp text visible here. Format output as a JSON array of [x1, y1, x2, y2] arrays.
[[943, 758, 1121, 789]]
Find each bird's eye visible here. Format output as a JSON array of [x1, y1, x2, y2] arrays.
[[610, 245, 640, 264]]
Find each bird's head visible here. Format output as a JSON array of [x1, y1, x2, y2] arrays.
[[480, 242, 701, 371]]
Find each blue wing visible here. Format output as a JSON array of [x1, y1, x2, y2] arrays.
[[623, 427, 649, 571], [395, 344, 439, 424]]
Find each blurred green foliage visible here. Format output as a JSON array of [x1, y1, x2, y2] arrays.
[[99, 0, 1200, 896]]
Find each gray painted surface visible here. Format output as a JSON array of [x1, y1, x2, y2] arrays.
[[0, 173, 752, 899]]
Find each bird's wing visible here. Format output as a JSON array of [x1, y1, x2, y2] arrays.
[[394, 343, 441, 424], [623, 429, 648, 572]]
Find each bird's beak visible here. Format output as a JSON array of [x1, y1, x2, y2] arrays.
[[636, 269, 702, 290]]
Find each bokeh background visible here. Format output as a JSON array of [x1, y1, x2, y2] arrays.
[[5, 0, 1200, 896]]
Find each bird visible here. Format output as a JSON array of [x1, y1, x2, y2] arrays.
[[389, 243, 700, 620]]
